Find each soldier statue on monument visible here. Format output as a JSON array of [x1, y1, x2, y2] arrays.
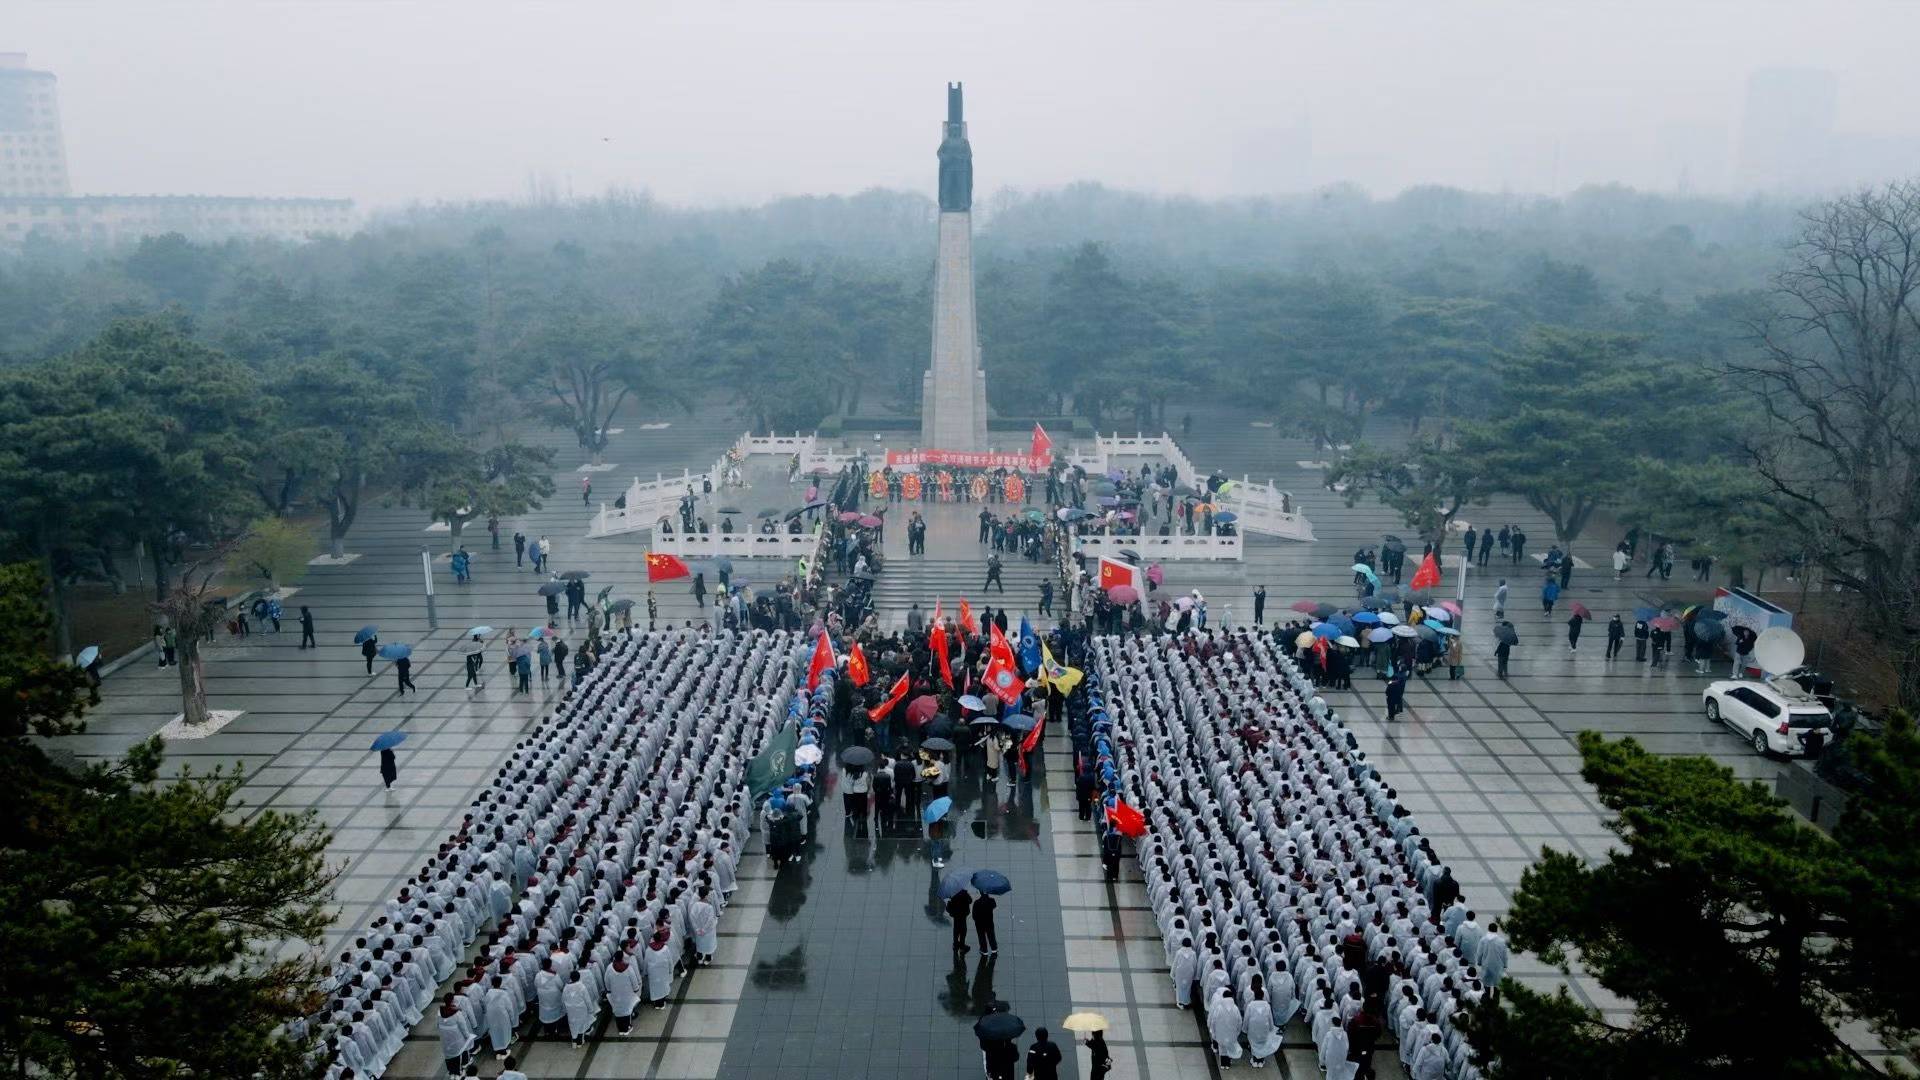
[[938, 82, 972, 212]]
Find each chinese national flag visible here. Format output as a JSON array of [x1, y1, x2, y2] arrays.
[[646, 551, 691, 582], [958, 598, 975, 639], [806, 631, 834, 691], [1106, 798, 1146, 838], [847, 643, 871, 687], [1409, 552, 1442, 591], [1019, 711, 1045, 756], [1031, 423, 1053, 461], [870, 671, 911, 720]]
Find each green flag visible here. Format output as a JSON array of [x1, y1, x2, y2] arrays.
[[747, 722, 799, 803]]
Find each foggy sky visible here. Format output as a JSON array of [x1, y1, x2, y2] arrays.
[[14, 1, 1920, 209]]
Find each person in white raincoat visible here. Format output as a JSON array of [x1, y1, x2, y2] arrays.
[[562, 970, 598, 1046], [1243, 982, 1280, 1067], [689, 887, 720, 965], [1171, 938, 1198, 1008], [483, 974, 518, 1056], [1321, 1013, 1354, 1080], [1206, 988, 1243, 1067], [643, 931, 675, 1009], [605, 952, 642, 1034], [437, 996, 473, 1075], [535, 959, 565, 1034]]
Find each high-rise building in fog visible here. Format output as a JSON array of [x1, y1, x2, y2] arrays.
[[0, 52, 71, 197], [1737, 68, 1837, 192], [0, 50, 351, 247]]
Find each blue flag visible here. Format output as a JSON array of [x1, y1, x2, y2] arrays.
[[1018, 615, 1042, 676]]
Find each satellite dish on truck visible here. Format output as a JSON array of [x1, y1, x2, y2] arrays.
[[1753, 626, 1805, 675]]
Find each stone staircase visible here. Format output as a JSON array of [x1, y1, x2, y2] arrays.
[[828, 553, 1063, 628]]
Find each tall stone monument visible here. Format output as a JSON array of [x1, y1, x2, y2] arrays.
[[921, 82, 990, 451]]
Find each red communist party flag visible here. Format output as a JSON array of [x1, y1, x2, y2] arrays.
[[646, 551, 691, 582], [1106, 798, 1146, 838], [1031, 423, 1053, 461], [870, 671, 911, 720], [847, 642, 872, 687], [1409, 552, 1442, 591], [1097, 556, 1136, 594], [806, 631, 834, 691]]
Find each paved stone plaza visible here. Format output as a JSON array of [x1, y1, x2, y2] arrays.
[[47, 400, 1839, 1078]]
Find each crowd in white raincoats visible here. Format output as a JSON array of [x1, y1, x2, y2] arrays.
[[1092, 629, 1507, 1078], [306, 628, 793, 1078]]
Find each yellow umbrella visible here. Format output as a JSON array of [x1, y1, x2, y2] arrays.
[[1295, 631, 1316, 649], [1061, 1011, 1109, 1033]]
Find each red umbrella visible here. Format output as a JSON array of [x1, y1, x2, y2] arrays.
[[837, 511, 861, 523], [1290, 600, 1320, 614], [1108, 584, 1140, 604], [905, 694, 940, 728], [1651, 615, 1680, 631], [1569, 601, 1592, 619], [1437, 600, 1462, 615], [858, 515, 883, 529]]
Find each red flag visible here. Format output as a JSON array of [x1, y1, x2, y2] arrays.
[[930, 622, 953, 688], [984, 623, 1025, 700], [1097, 556, 1136, 594], [847, 643, 871, 687], [645, 551, 691, 582], [1106, 798, 1146, 838], [1031, 423, 1053, 461], [805, 632, 834, 691], [870, 671, 910, 720], [1019, 712, 1045, 756], [1409, 552, 1442, 591], [958, 598, 975, 640]]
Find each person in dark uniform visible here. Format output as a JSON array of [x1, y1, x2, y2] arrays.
[[299, 605, 317, 649], [971, 891, 999, 955], [946, 888, 973, 952], [1252, 585, 1266, 626], [1026, 1029, 1062, 1080], [1634, 618, 1650, 662], [395, 655, 416, 694], [361, 635, 379, 674], [895, 752, 918, 816], [378, 747, 398, 790], [1606, 615, 1626, 660]]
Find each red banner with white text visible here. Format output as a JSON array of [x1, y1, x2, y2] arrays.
[[886, 449, 1048, 471]]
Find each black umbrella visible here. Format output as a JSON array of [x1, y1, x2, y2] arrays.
[[558, 569, 591, 581], [968, 716, 1001, 728], [1494, 624, 1519, 645], [922, 736, 956, 752], [1117, 548, 1143, 563], [1173, 483, 1198, 496], [1691, 619, 1727, 642], [609, 599, 636, 613], [839, 746, 874, 767], [1407, 589, 1433, 605], [925, 719, 957, 741], [1382, 534, 1405, 549], [716, 506, 744, 515], [597, 585, 614, 602], [1312, 603, 1338, 619], [850, 570, 876, 582], [537, 582, 567, 597], [973, 1012, 1025, 1041], [756, 507, 782, 519]]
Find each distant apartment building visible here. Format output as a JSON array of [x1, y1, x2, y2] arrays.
[[0, 52, 352, 248]]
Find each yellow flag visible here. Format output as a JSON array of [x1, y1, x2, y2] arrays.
[[1040, 642, 1083, 695]]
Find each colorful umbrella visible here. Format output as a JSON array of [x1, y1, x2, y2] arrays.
[[527, 626, 549, 638]]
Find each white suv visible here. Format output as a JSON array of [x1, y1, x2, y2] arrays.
[[1703, 679, 1833, 757]]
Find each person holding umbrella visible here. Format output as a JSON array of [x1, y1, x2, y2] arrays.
[[360, 633, 379, 674], [972, 886, 999, 956], [1495, 622, 1517, 678], [394, 653, 416, 695], [378, 746, 398, 790], [1567, 608, 1584, 652], [946, 886, 973, 952]]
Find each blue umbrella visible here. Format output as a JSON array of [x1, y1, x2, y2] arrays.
[[1331, 614, 1357, 634], [938, 871, 973, 900], [1311, 622, 1340, 639], [1214, 512, 1238, 524], [466, 625, 494, 637], [370, 730, 407, 751], [75, 645, 100, 668], [971, 869, 1012, 895], [1097, 495, 1121, 507], [1000, 714, 1037, 734], [1367, 627, 1394, 643], [958, 695, 986, 712], [1351, 563, 1380, 586], [1431, 625, 1461, 637], [922, 796, 953, 826], [378, 643, 412, 661], [1351, 611, 1381, 625], [1634, 607, 1658, 622], [353, 625, 379, 644]]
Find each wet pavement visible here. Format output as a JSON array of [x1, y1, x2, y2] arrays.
[[718, 727, 1079, 1079]]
